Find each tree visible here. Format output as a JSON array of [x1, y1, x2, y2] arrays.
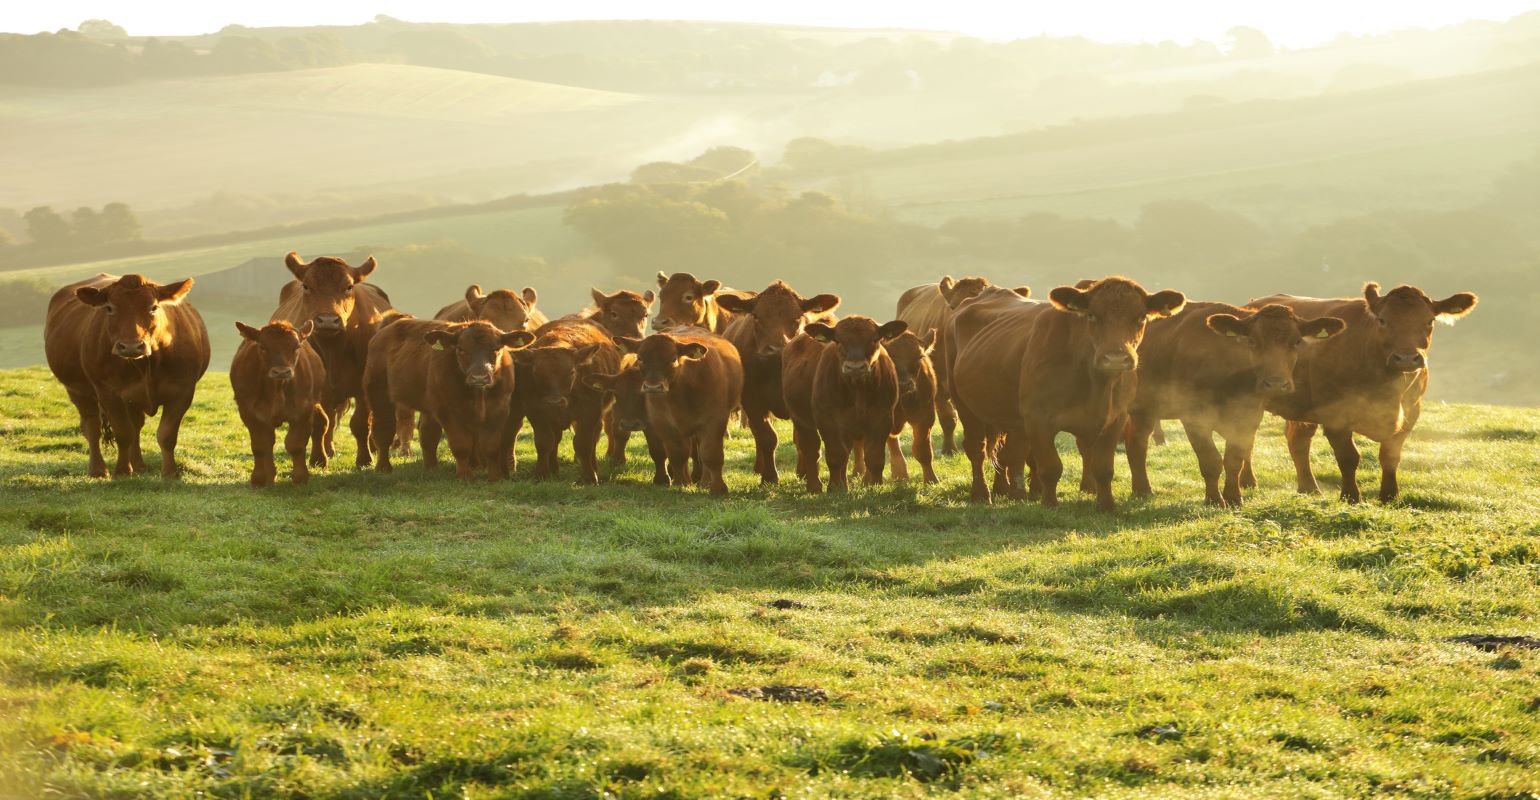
[[100, 202, 142, 242], [24, 206, 72, 248], [71, 207, 104, 246], [1224, 26, 1275, 59], [0, 227, 14, 248], [77, 19, 127, 39]]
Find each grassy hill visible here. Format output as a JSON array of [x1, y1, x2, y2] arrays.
[[0, 366, 1537, 797]]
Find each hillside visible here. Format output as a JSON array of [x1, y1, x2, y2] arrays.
[[1, 366, 1537, 797]]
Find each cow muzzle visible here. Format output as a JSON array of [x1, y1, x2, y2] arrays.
[[113, 340, 151, 360], [1257, 376, 1293, 395], [268, 366, 295, 382], [898, 379, 918, 395], [618, 418, 647, 432], [841, 359, 871, 376], [642, 380, 669, 395], [465, 372, 495, 389], [313, 314, 344, 333], [543, 395, 568, 407], [1388, 351, 1425, 372], [1096, 351, 1136, 373]]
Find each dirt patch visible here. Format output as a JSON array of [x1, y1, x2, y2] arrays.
[[767, 599, 808, 609], [729, 685, 828, 703], [1448, 634, 1540, 652]]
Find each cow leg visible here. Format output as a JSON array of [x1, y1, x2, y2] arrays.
[[492, 417, 517, 481], [937, 395, 958, 456], [997, 432, 1030, 501], [887, 436, 909, 482], [246, 421, 277, 487], [368, 395, 397, 474], [1074, 436, 1096, 494], [443, 421, 477, 480], [1322, 427, 1361, 503], [962, 424, 991, 504], [824, 433, 851, 493], [155, 394, 193, 479], [127, 406, 148, 474], [501, 412, 522, 475], [989, 433, 1011, 497], [793, 420, 822, 494], [285, 416, 312, 485], [1027, 423, 1063, 507], [604, 411, 628, 467], [394, 409, 414, 457], [1087, 426, 1122, 512], [1221, 431, 1255, 508], [1151, 424, 1167, 446], [862, 427, 888, 486], [1239, 459, 1256, 489], [911, 416, 937, 484], [97, 394, 140, 477], [65, 388, 108, 478], [418, 416, 443, 470], [1125, 412, 1156, 497], [530, 421, 558, 480], [747, 412, 779, 484], [702, 420, 730, 495], [851, 439, 867, 483], [349, 399, 372, 468], [309, 406, 330, 468], [1182, 421, 1225, 506], [644, 429, 669, 485], [1378, 433, 1407, 503], [664, 436, 691, 488], [573, 414, 602, 485], [1285, 421, 1320, 494]]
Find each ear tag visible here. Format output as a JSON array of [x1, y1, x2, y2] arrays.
[[1225, 331, 1238, 337], [431, 341, 445, 351], [1316, 329, 1331, 339]]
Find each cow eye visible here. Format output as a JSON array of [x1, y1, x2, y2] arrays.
[[683, 294, 694, 303], [609, 310, 618, 319]]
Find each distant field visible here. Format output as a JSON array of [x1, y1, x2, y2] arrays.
[[1, 366, 1537, 797]]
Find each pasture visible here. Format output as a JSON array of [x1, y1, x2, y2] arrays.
[[2, 365, 1537, 797]]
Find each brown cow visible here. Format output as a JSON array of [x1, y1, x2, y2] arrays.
[[944, 285, 1038, 502], [783, 316, 908, 493], [560, 287, 655, 340], [585, 358, 677, 486], [364, 319, 534, 479], [895, 276, 992, 455], [653, 272, 754, 333], [436, 284, 548, 331], [1244, 282, 1477, 503], [269, 252, 397, 467], [513, 319, 622, 483], [44, 274, 210, 478], [717, 281, 840, 483], [883, 330, 939, 484], [230, 320, 329, 486], [1124, 303, 1345, 506], [608, 329, 744, 495]]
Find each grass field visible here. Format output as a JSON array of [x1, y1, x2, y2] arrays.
[[1, 365, 1537, 798]]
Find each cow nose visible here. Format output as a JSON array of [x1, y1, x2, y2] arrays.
[[113, 340, 149, 359], [1097, 351, 1135, 372], [653, 317, 671, 329], [899, 379, 918, 394], [466, 372, 494, 388], [1388, 351, 1425, 371], [268, 366, 295, 381], [759, 343, 784, 356], [621, 418, 646, 432], [544, 395, 568, 407], [1259, 376, 1293, 394], [314, 313, 342, 330], [841, 359, 870, 375], [642, 380, 668, 394]]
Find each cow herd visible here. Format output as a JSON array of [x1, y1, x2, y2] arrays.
[[39, 253, 1478, 511]]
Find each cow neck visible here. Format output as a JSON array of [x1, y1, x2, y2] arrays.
[[1071, 316, 1125, 433]]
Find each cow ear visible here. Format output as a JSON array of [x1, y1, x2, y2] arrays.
[[1432, 292, 1477, 322], [715, 293, 756, 314], [1146, 290, 1186, 318], [155, 278, 194, 304], [1048, 285, 1090, 314], [590, 287, 607, 308], [76, 286, 109, 306], [235, 321, 262, 341], [351, 256, 377, 283], [574, 343, 602, 365], [700, 279, 721, 296], [1205, 313, 1247, 339], [424, 330, 456, 350], [584, 372, 616, 392], [802, 293, 841, 315], [805, 323, 835, 343], [878, 320, 909, 342], [501, 330, 536, 350], [465, 284, 485, 304], [296, 320, 315, 339], [284, 251, 308, 279], [614, 336, 643, 354], [938, 275, 956, 300], [642, 289, 655, 305], [1012, 286, 1032, 299], [918, 329, 937, 351], [1300, 317, 1346, 342], [678, 342, 709, 360], [522, 287, 538, 307], [1362, 282, 1384, 312], [656, 271, 669, 289]]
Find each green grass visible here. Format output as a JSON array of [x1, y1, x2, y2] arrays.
[[1, 364, 1538, 798]]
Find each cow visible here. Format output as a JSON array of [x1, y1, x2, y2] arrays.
[[895, 276, 993, 456], [1123, 303, 1345, 506], [560, 287, 655, 341], [883, 330, 939, 484], [716, 281, 841, 483], [1243, 282, 1477, 503], [269, 252, 397, 467], [229, 320, 328, 486], [364, 319, 534, 479], [44, 274, 210, 479], [783, 315, 908, 493], [585, 358, 677, 486], [513, 319, 622, 483], [608, 329, 744, 495], [944, 285, 1038, 502], [653, 272, 753, 333]]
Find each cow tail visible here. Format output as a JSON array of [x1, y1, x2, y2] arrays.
[[99, 411, 116, 450]]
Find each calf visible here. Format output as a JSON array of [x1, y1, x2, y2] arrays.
[[44, 273, 210, 478], [1016, 277, 1186, 511], [513, 320, 622, 483], [783, 316, 908, 493], [611, 329, 744, 495], [230, 320, 329, 486], [883, 330, 939, 484], [585, 359, 676, 486], [559, 287, 655, 340], [1125, 303, 1344, 506], [654, 272, 752, 333], [364, 319, 534, 479], [1246, 282, 1477, 502], [717, 281, 841, 483], [895, 276, 992, 455]]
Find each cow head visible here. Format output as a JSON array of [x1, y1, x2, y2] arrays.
[[716, 281, 841, 359], [513, 342, 604, 407], [882, 329, 936, 397], [938, 275, 991, 309], [589, 287, 654, 340], [1362, 282, 1477, 373], [76, 274, 194, 361], [235, 319, 313, 381], [1049, 277, 1185, 373], [1207, 305, 1345, 395], [615, 333, 710, 395], [585, 365, 649, 432], [285, 251, 376, 336], [806, 316, 908, 378], [424, 322, 535, 389], [653, 271, 723, 329], [464, 284, 540, 332]]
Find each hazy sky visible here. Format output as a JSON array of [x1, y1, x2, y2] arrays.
[[6, 0, 1538, 46]]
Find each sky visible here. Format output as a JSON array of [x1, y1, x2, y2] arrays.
[[5, 0, 1539, 47]]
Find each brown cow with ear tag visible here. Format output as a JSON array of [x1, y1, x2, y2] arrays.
[[230, 320, 328, 485]]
